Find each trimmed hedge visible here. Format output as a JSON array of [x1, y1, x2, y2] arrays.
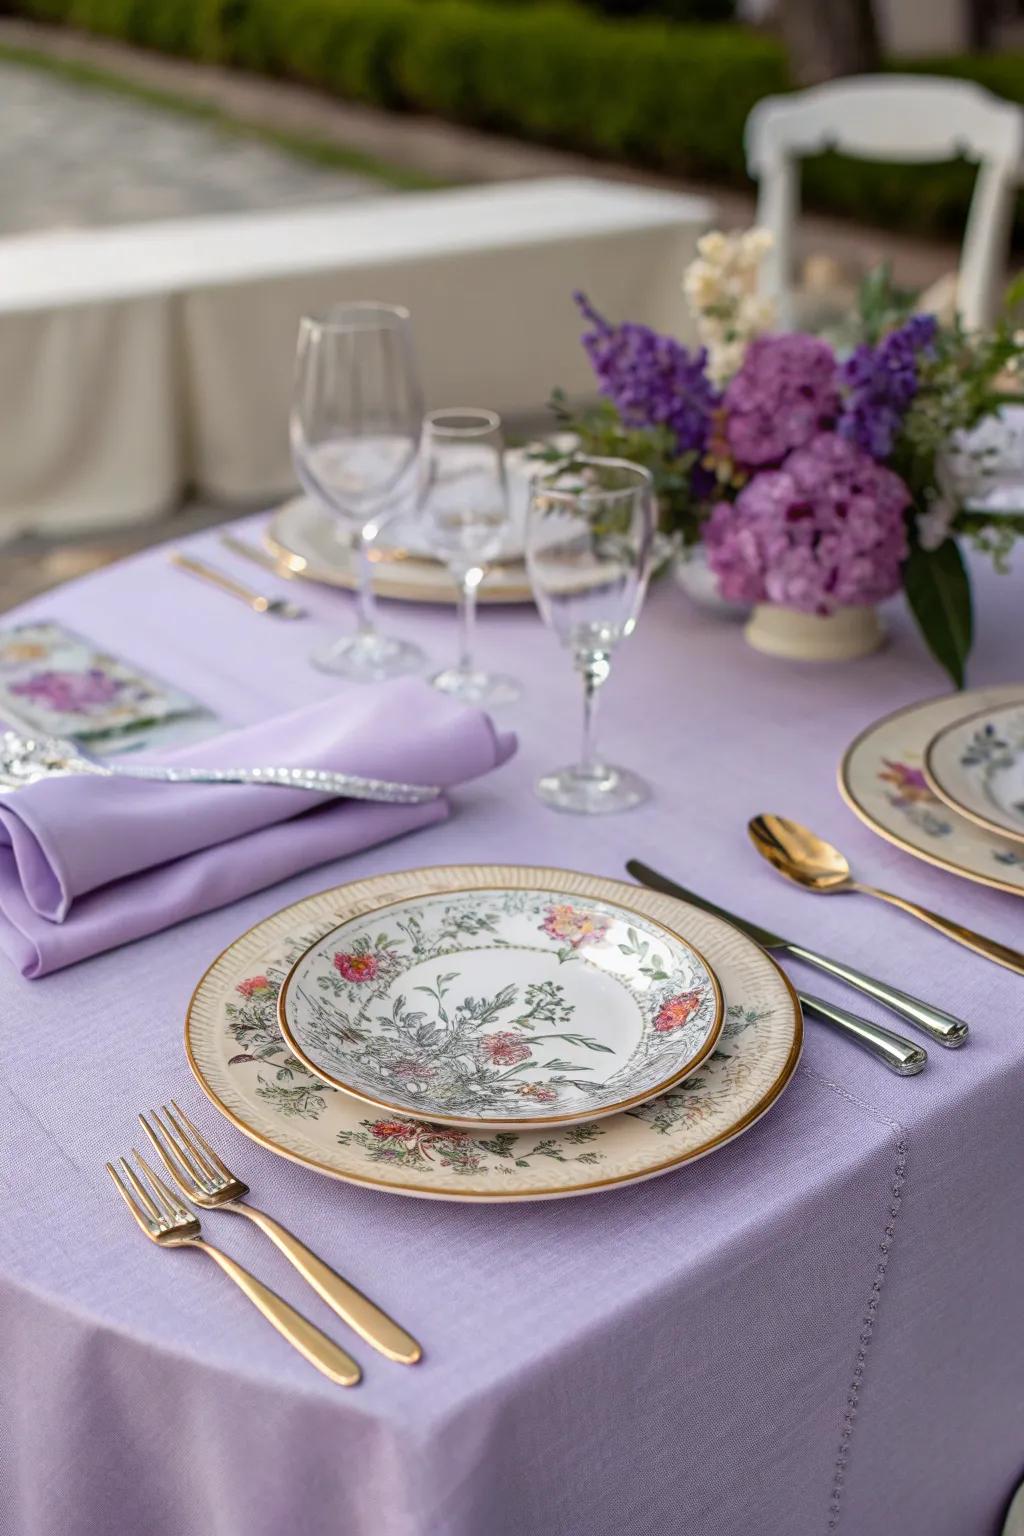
[[6, 0, 1024, 241]]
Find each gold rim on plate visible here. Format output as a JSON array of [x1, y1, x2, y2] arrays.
[[838, 686, 1024, 897], [921, 697, 1024, 848], [184, 865, 803, 1202], [275, 884, 726, 1130], [264, 499, 534, 606]]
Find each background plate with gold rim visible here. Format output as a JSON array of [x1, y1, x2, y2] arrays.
[[185, 866, 802, 1202], [265, 497, 534, 606], [839, 685, 1024, 896]]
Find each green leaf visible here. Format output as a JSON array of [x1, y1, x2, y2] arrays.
[[556, 1033, 616, 1054], [902, 539, 973, 688]]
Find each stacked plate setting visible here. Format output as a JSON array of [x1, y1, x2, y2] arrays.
[[264, 449, 537, 606], [840, 684, 1024, 897], [186, 866, 803, 1202]]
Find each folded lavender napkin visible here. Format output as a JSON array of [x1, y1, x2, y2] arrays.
[[0, 679, 515, 978]]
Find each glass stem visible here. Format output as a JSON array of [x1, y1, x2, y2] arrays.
[[458, 566, 483, 676], [355, 525, 378, 638], [576, 651, 611, 777]]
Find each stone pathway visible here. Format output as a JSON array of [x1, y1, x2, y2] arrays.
[[0, 59, 383, 234]]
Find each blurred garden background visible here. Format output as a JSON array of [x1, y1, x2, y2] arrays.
[[3, 0, 1024, 606]]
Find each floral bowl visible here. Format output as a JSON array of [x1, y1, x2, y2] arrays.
[[277, 884, 723, 1130]]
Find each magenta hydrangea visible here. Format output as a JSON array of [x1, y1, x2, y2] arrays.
[[704, 432, 911, 613], [723, 333, 840, 467]]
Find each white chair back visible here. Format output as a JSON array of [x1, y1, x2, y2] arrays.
[[746, 75, 1023, 330]]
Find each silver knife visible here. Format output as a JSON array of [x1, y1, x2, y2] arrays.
[[797, 992, 926, 1076], [626, 859, 967, 1050]]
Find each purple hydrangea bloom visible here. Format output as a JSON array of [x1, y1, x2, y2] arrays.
[[838, 314, 938, 459], [575, 292, 718, 457], [723, 333, 840, 467], [704, 431, 910, 613]]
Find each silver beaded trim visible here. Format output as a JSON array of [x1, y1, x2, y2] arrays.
[[801, 1066, 909, 1533], [0, 731, 441, 805]]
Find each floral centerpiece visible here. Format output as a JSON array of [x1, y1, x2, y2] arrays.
[[549, 230, 1024, 682]]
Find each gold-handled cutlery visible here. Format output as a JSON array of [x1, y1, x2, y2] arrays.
[[106, 1150, 362, 1387], [626, 858, 967, 1051], [748, 814, 1024, 977], [169, 551, 307, 619], [140, 1101, 422, 1365], [219, 532, 300, 579]]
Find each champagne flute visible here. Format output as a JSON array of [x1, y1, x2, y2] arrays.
[[525, 457, 655, 813], [418, 408, 521, 705], [290, 302, 426, 681]]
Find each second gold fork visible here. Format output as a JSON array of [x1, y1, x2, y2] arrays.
[[141, 1101, 421, 1364]]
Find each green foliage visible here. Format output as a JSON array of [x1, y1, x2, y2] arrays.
[[856, 264, 918, 345], [7, 0, 783, 185], [902, 538, 973, 690], [13, 0, 1024, 238], [539, 389, 706, 542]]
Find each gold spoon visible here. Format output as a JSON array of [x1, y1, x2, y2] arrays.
[[748, 813, 1024, 977]]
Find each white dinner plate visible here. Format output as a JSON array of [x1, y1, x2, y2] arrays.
[[276, 884, 724, 1131], [839, 686, 1024, 896], [185, 865, 802, 1203], [924, 699, 1024, 846]]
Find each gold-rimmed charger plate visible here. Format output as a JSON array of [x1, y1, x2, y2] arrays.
[[265, 497, 535, 606], [276, 883, 724, 1131], [839, 686, 1024, 896], [185, 865, 802, 1203]]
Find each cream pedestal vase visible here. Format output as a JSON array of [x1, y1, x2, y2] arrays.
[[744, 603, 884, 661]]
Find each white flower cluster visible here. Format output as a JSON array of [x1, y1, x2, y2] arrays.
[[683, 227, 776, 385]]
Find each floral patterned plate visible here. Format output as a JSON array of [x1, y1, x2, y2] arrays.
[[839, 686, 1024, 896], [185, 866, 802, 1202], [923, 700, 1024, 847], [276, 886, 723, 1130]]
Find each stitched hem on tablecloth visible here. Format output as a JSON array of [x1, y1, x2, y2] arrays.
[[797, 1066, 909, 1535]]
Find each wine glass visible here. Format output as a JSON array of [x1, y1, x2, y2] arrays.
[[290, 302, 426, 681], [525, 457, 655, 813], [418, 408, 521, 705]]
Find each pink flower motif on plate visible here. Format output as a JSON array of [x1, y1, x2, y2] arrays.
[[539, 902, 611, 951], [333, 951, 379, 983], [370, 1119, 417, 1142], [236, 975, 273, 999], [515, 1082, 559, 1103], [654, 990, 704, 1033], [479, 1031, 532, 1067]]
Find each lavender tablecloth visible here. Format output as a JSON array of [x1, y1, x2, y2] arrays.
[[1, 517, 1023, 1536]]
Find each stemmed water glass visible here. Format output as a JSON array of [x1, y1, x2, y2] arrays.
[[525, 457, 655, 813], [290, 302, 426, 681], [418, 408, 521, 705]]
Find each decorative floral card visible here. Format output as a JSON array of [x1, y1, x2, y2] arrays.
[[0, 622, 214, 751]]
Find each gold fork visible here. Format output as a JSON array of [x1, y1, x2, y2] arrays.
[[140, 1101, 421, 1365], [106, 1150, 361, 1386]]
